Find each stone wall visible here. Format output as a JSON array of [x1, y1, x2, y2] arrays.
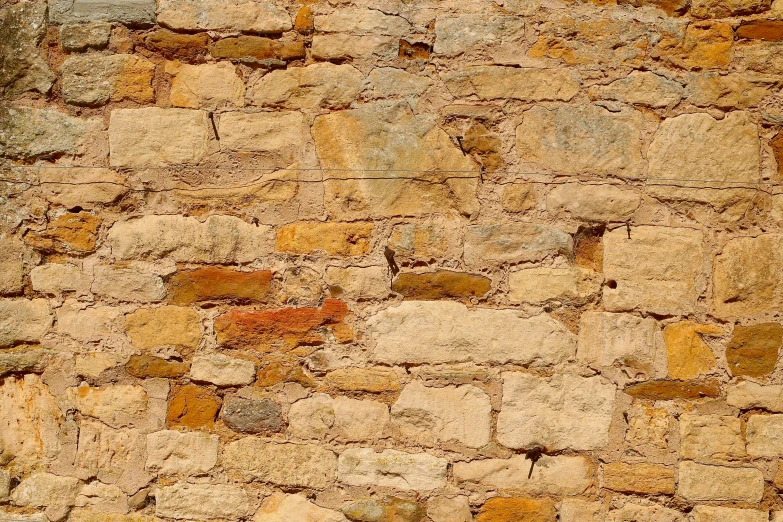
[[2, 0, 783, 520]]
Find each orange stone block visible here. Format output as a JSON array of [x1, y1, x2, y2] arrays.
[[168, 267, 274, 305], [737, 21, 783, 41], [25, 212, 100, 254], [476, 498, 556, 522], [624, 379, 721, 400], [166, 384, 221, 428]]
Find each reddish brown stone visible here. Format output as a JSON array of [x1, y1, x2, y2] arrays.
[[726, 323, 783, 377], [294, 7, 314, 35], [618, 0, 689, 14], [143, 30, 210, 61], [399, 40, 430, 59], [211, 36, 305, 62], [126, 355, 189, 378], [772, 133, 783, 177], [476, 498, 556, 522], [575, 225, 603, 272], [168, 267, 274, 305], [215, 299, 351, 352], [256, 361, 314, 388], [25, 212, 100, 254], [392, 270, 491, 300], [623, 379, 721, 400], [166, 384, 221, 429], [737, 21, 783, 41]]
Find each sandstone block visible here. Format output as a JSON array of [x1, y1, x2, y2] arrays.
[[623, 379, 721, 400], [218, 111, 304, 163], [691, 0, 770, 18], [76, 353, 125, 378], [476, 497, 554, 522], [392, 270, 491, 300], [156, 483, 251, 520], [49, 0, 155, 24], [559, 500, 605, 522], [37, 167, 127, 209], [727, 381, 783, 411], [166, 385, 221, 429], [0, 2, 54, 97], [546, 183, 640, 222], [463, 224, 572, 265], [509, 267, 600, 305], [294, 7, 313, 34], [342, 497, 424, 522], [314, 9, 410, 35], [602, 462, 675, 494], [289, 394, 390, 442], [169, 267, 273, 304], [62, 54, 155, 106], [11, 473, 80, 512], [126, 355, 189, 379], [146, 430, 218, 474], [515, 104, 645, 178], [144, 30, 209, 61], [109, 215, 273, 263], [223, 437, 337, 488], [190, 354, 255, 387], [57, 301, 121, 342], [256, 493, 348, 522], [60, 23, 112, 51], [443, 66, 579, 101], [0, 299, 52, 347], [25, 212, 100, 254], [325, 266, 389, 299], [0, 469, 8, 502], [678, 462, 763, 502], [1, 107, 102, 160], [392, 381, 491, 448], [603, 226, 705, 314], [109, 108, 210, 167], [325, 368, 400, 393], [369, 67, 432, 99], [67, 384, 148, 427], [276, 222, 373, 256], [92, 265, 165, 302], [686, 73, 779, 109], [726, 323, 783, 377], [221, 396, 283, 434], [737, 21, 783, 41], [589, 71, 683, 108], [427, 496, 472, 522], [166, 61, 244, 109], [434, 15, 524, 58], [746, 414, 783, 456], [73, 481, 128, 515], [0, 236, 25, 295], [249, 63, 364, 109], [658, 22, 733, 70], [368, 301, 575, 366], [497, 372, 616, 451], [338, 448, 447, 491], [210, 36, 305, 62], [125, 306, 201, 351], [502, 184, 536, 213], [0, 350, 47, 377], [606, 504, 684, 522], [664, 322, 722, 380], [691, 506, 768, 522], [312, 35, 398, 61], [157, 0, 291, 32], [388, 220, 461, 261]]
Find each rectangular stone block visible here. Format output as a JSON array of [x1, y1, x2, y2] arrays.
[[680, 414, 746, 461], [691, 506, 768, 522], [276, 222, 373, 256], [145, 430, 218, 474], [727, 381, 783, 411], [678, 462, 763, 502], [312, 35, 398, 61], [338, 448, 447, 491], [747, 414, 783, 456], [155, 483, 251, 520], [508, 267, 600, 305], [0, 299, 52, 347], [464, 224, 572, 266], [49, 0, 156, 24], [157, 0, 291, 32], [602, 462, 675, 494], [434, 16, 525, 58], [218, 111, 303, 160], [443, 66, 578, 101], [1, 107, 102, 161]]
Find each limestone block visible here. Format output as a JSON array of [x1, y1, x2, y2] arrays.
[[314, 9, 410, 35], [589, 71, 683, 108], [166, 62, 245, 109], [369, 68, 432, 99], [546, 183, 640, 222], [337, 448, 447, 490], [30, 264, 87, 295], [49, 0, 156, 24], [11, 473, 80, 509], [145, 430, 218, 474], [37, 167, 127, 209], [0, 350, 48, 378], [727, 381, 783, 411], [255, 493, 348, 522], [312, 35, 399, 61], [155, 483, 251, 520], [249, 63, 363, 110], [726, 323, 783, 377], [691, 506, 768, 522], [0, 236, 26, 295], [325, 368, 400, 393], [157, 0, 291, 32], [57, 301, 121, 342], [453, 455, 592, 495], [685, 73, 780, 109], [602, 462, 675, 494], [1, 107, 102, 160], [221, 397, 283, 434], [190, 354, 255, 387], [276, 222, 373, 256], [746, 414, 783, 456], [509, 267, 601, 304], [288, 393, 390, 442], [427, 496, 472, 522], [66, 385, 148, 427], [92, 265, 165, 302], [0, 2, 54, 97], [60, 23, 112, 51], [62, 55, 155, 106], [325, 267, 389, 299], [680, 414, 746, 462], [434, 15, 525, 57], [218, 111, 304, 163], [443, 66, 579, 101], [0, 299, 52, 347], [125, 306, 201, 351], [691, 0, 770, 18], [463, 224, 572, 265], [391, 270, 491, 300], [663, 321, 722, 380], [678, 462, 763, 502]]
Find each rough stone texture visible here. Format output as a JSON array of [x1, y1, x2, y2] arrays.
[[325, 267, 389, 299], [167, 62, 245, 109], [546, 184, 640, 222], [726, 323, 783, 377], [589, 71, 683, 108], [168, 267, 273, 304], [62, 55, 155, 106], [126, 356, 189, 379], [218, 111, 304, 160], [475, 498, 555, 522], [288, 394, 390, 442], [249, 63, 364, 109], [463, 224, 572, 265], [443, 66, 579, 101], [0, 2, 54, 97], [691, 506, 768, 522], [166, 385, 221, 429], [157, 0, 291, 32], [342, 497, 424, 522], [678, 462, 764, 502], [326, 368, 400, 393], [256, 493, 347, 522], [392, 270, 491, 300], [67, 384, 148, 427], [60, 23, 112, 51], [664, 322, 722, 380], [0, 299, 52, 347], [276, 222, 373, 256], [658, 22, 734, 70], [691, 0, 770, 18], [0, 107, 101, 160], [686, 73, 779, 109], [0, 236, 26, 295], [190, 354, 255, 386], [338, 448, 447, 491], [746, 414, 783, 456], [624, 379, 721, 400], [125, 306, 201, 351], [508, 267, 601, 305], [144, 30, 209, 61], [0, 350, 47, 377], [25, 211, 101, 254], [311, 35, 398, 61], [368, 301, 575, 366], [156, 483, 251, 520], [221, 396, 283, 434], [453, 455, 592, 495], [727, 381, 783, 411], [49, 0, 155, 24], [210, 36, 305, 62], [602, 462, 675, 494], [369, 68, 432, 99], [92, 265, 165, 302], [427, 496, 472, 522], [145, 430, 218, 474], [37, 167, 127, 209]]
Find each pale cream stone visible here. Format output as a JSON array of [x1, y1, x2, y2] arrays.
[[691, 506, 768, 522], [325, 266, 389, 299], [559, 499, 606, 522], [31, 263, 91, 295], [497, 372, 616, 451], [0, 511, 46, 522], [0, 299, 52, 347], [92, 265, 165, 302], [157, 0, 291, 32], [388, 218, 463, 261], [109, 108, 211, 167], [190, 354, 255, 387], [686, 73, 779, 109], [57, 301, 121, 342], [508, 267, 601, 304], [155, 483, 251, 520], [218, 111, 304, 163], [463, 224, 572, 265], [255, 493, 347, 522], [66, 385, 148, 427], [74, 353, 126, 378], [0, 469, 9, 502], [367, 301, 575, 366], [146, 430, 218, 474], [426, 496, 472, 522], [249, 63, 363, 110], [0, 236, 25, 295], [11, 472, 80, 508], [74, 481, 128, 514], [124, 306, 201, 351], [678, 462, 763, 502], [680, 414, 746, 461], [288, 393, 390, 442], [746, 414, 783, 456], [589, 71, 683, 108], [166, 61, 245, 110], [391, 381, 492, 448], [443, 66, 579, 101], [287, 394, 334, 440], [607, 503, 684, 522], [369, 68, 433, 99], [314, 9, 410, 35], [453, 455, 592, 495], [691, 0, 769, 18], [38, 167, 127, 209], [546, 183, 640, 222], [727, 381, 783, 411], [773, 512, 783, 522], [311, 35, 398, 61], [603, 226, 705, 315], [223, 437, 337, 488], [434, 15, 525, 57], [338, 448, 447, 490], [108, 215, 274, 263]]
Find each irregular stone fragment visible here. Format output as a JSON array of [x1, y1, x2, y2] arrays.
[[145, 430, 218, 474], [726, 323, 783, 377], [443, 66, 579, 101], [312, 102, 479, 219], [190, 354, 255, 386], [602, 462, 675, 495], [294, 7, 313, 35], [0, 299, 52, 347], [624, 379, 721, 400], [126, 355, 189, 379], [664, 322, 722, 380], [342, 496, 424, 522], [392, 382, 491, 448], [678, 462, 763, 502], [210, 36, 305, 62], [166, 385, 221, 429], [276, 222, 373, 256], [338, 448, 447, 491], [686, 73, 779, 109], [0, 236, 25, 295], [589, 71, 683, 108], [516, 104, 645, 178], [497, 372, 616, 451], [92, 265, 165, 302], [368, 301, 575, 366], [166, 61, 244, 109], [169, 267, 273, 304], [691, 0, 770, 18], [1, 107, 102, 160], [737, 21, 783, 41], [658, 22, 733, 70], [25, 212, 100, 254], [475, 497, 555, 522], [157, 0, 291, 32], [289, 394, 390, 442], [603, 226, 705, 315], [509, 267, 601, 305], [49, 0, 156, 24], [746, 414, 783, 456], [144, 30, 209, 61], [502, 184, 536, 213], [223, 437, 337, 488], [315, 9, 410, 35], [62, 54, 155, 106], [453, 455, 592, 496], [547, 183, 640, 222], [464, 224, 572, 265], [392, 270, 491, 300], [37, 167, 127, 209], [0, 350, 47, 377], [125, 306, 201, 351], [218, 111, 303, 161], [325, 267, 389, 299], [221, 396, 283, 434], [433, 15, 524, 58], [427, 496, 472, 522], [369, 68, 432, 99], [156, 483, 251, 520], [727, 381, 783, 411], [256, 493, 348, 522], [67, 385, 148, 426], [691, 506, 768, 522], [11, 473, 80, 512], [0, 2, 54, 97], [312, 34, 399, 61], [326, 368, 400, 393], [249, 63, 364, 109]]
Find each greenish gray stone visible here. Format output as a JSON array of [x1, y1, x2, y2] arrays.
[[60, 23, 112, 51], [0, 2, 55, 97], [48, 0, 156, 25], [0, 107, 101, 160], [0, 350, 48, 377]]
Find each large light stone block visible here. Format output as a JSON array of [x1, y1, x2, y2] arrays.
[[157, 0, 291, 32], [464, 224, 572, 265], [508, 266, 600, 305], [680, 414, 746, 462], [747, 414, 783, 456], [49, 0, 156, 24], [155, 483, 251, 520], [249, 63, 363, 110], [443, 66, 579, 101], [453, 455, 592, 495], [0, 299, 52, 347], [337, 448, 447, 490], [678, 462, 764, 502], [145, 430, 218, 474], [288, 394, 390, 442]]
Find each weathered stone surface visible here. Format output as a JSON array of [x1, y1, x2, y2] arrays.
[[678, 462, 763, 502], [388, 220, 461, 261], [326, 368, 400, 393], [658, 22, 734, 70], [392, 270, 491, 300], [157, 0, 291, 32], [443, 66, 579, 101], [312, 34, 398, 61], [223, 437, 337, 488], [342, 496, 424, 522], [37, 167, 127, 209], [62, 55, 155, 106], [294, 6, 313, 34], [109, 108, 210, 167], [497, 372, 616, 451], [25, 212, 100, 254], [126, 355, 189, 379], [11, 473, 79, 516], [218, 111, 303, 160], [558, 500, 605, 522], [325, 266, 389, 299], [166, 61, 244, 109], [369, 68, 432, 99], [737, 21, 783, 41], [686, 73, 779, 109], [475, 498, 554, 522], [156, 483, 251, 520], [312, 102, 479, 219], [501, 184, 536, 213], [276, 222, 373, 256], [453, 455, 592, 495], [691, 506, 768, 522], [57, 301, 121, 342], [61, 22, 112, 51], [144, 30, 209, 61], [0, 350, 47, 377], [169, 267, 272, 304], [515, 104, 645, 178], [1, 107, 101, 160], [0, 299, 52, 347], [289, 394, 390, 442], [256, 493, 347, 522], [589, 71, 683, 108], [546, 183, 640, 222], [726, 323, 783, 377], [166, 385, 221, 429], [509, 267, 601, 304], [427, 496, 472, 522], [0, 469, 8, 502], [146, 430, 218, 474], [602, 462, 675, 495], [73, 481, 128, 515], [603, 226, 705, 315], [338, 448, 447, 491], [109, 215, 273, 263], [727, 381, 783, 411], [221, 396, 283, 434], [691, 0, 770, 18], [67, 384, 148, 427], [125, 306, 201, 351], [76, 353, 125, 378], [315, 9, 409, 35], [664, 322, 722, 380], [624, 379, 721, 400], [249, 63, 364, 110], [210, 36, 305, 62], [608, 504, 684, 522], [55, 511, 161, 522], [0, 236, 25, 295], [746, 414, 783, 456], [92, 265, 165, 302], [190, 354, 255, 386], [433, 15, 524, 58], [0, 2, 54, 97], [368, 301, 575, 366], [392, 382, 491, 448], [49, 0, 155, 24], [464, 224, 572, 265]]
